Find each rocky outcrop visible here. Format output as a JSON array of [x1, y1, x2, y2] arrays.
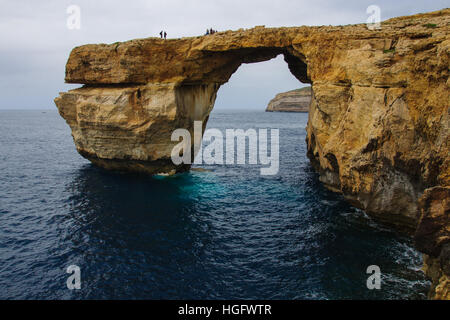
[[415, 187, 450, 299], [55, 9, 450, 298], [266, 87, 311, 112]]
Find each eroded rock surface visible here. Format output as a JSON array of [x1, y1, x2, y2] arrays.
[[55, 9, 450, 298], [266, 87, 311, 112]]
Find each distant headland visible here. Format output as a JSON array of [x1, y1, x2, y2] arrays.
[[266, 87, 311, 113]]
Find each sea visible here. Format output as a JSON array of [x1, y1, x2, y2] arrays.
[[0, 109, 430, 299]]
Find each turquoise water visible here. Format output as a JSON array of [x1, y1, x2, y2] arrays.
[[0, 109, 429, 299]]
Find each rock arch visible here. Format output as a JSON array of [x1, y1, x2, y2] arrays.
[[55, 9, 449, 298]]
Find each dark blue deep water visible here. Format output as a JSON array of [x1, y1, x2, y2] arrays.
[[0, 109, 429, 300]]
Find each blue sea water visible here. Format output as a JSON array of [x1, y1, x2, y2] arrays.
[[0, 109, 429, 300]]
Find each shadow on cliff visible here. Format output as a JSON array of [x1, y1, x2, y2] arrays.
[[60, 164, 217, 299]]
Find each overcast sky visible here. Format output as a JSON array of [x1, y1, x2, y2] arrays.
[[0, 0, 448, 110]]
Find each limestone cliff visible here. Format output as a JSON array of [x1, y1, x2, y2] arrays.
[[266, 87, 311, 112], [55, 9, 450, 298]]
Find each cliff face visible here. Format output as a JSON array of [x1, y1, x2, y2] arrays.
[[266, 87, 311, 112], [56, 83, 217, 174], [55, 9, 450, 298]]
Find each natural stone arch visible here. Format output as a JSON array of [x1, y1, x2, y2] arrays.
[[55, 10, 450, 298], [55, 12, 449, 293], [57, 35, 314, 176]]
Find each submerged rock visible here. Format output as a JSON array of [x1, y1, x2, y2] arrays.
[[266, 87, 311, 112], [55, 9, 450, 298]]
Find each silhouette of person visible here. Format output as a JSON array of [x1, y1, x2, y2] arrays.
[[164, 31, 167, 39], [159, 31, 163, 39]]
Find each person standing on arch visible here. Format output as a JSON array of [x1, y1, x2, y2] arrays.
[[159, 31, 163, 39], [164, 31, 167, 39]]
